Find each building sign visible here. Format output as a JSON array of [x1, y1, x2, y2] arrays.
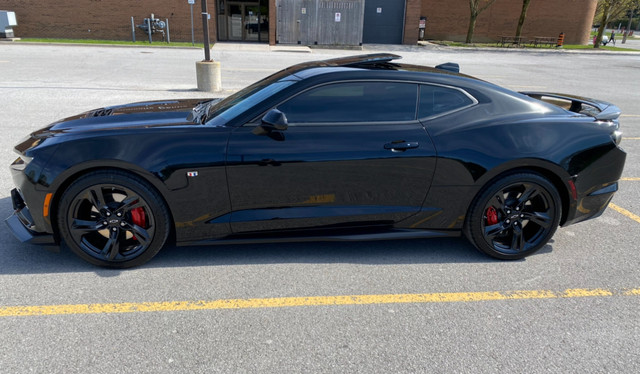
[[188, 0, 195, 4], [302, 8, 306, 14], [377, 7, 382, 14], [335, 12, 341, 22]]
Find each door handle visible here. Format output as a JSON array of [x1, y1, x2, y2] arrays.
[[384, 141, 419, 152]]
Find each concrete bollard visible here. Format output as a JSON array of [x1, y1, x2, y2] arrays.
[[196, 60, 222, 92]]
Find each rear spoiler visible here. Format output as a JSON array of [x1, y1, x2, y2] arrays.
[[520, 92, 621, 121]]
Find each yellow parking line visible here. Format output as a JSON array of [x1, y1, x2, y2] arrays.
[[1, 288, 638, 318], [609, 203, 640, 224], [623, 137, 640, 140], [620, 115, 640, 118], [621, 177, 640, 181]]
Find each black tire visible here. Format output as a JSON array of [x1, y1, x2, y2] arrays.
[[464, 172, 561, 260], [57, 170, 170, 268]]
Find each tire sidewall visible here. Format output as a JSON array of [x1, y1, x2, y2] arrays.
[[58, 170, 170, 268]]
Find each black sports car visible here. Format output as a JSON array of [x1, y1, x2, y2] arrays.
[[7, 54, 626, 267]]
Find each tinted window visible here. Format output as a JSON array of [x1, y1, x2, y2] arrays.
[[208, 80, 296, 127], [278, 82, 417, 123], [419, 85, 474, 118]]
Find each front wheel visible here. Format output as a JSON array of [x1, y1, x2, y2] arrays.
[[58, 170, 170, 268], [465, 173, 561, 260]]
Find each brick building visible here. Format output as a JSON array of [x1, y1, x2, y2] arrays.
[[0, 0, 596, 45]]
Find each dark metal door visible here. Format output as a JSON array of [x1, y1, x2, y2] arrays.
[[363, 0, 406, 44]]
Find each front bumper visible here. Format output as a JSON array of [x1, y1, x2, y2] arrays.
[[5, 188, 55, 245]]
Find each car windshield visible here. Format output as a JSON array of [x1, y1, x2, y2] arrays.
[[205, 68, 300, 126]]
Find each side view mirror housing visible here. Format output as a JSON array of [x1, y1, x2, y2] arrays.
[[261, 109, 288, 131]]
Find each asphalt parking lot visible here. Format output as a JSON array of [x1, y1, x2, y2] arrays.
[[0, 43, 639, 373]]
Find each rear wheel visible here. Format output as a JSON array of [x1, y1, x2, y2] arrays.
[[465, 173, 561, 260], [58, 170, 170, 268]]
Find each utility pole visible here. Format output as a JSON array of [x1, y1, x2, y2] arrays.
[[189, 0, 195, 45], [195, 0, 221, 92], [201, 0, 211, 61]]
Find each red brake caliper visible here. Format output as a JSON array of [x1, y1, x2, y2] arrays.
[[130, 207, 146, 240], [485, 206, 498, 225]]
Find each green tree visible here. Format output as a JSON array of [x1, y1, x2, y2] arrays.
[[466, 0, 498, 43], [515, 0, 532, 38], [594, 0, 635, 47]]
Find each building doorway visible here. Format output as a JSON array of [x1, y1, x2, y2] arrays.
[[217, 0, 269, 42]]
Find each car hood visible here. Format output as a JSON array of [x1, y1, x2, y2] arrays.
[[32, 98, 217, 137]]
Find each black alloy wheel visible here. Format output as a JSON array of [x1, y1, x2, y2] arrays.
[[465, 173, 561, 260], [58, 170, 170, 268]]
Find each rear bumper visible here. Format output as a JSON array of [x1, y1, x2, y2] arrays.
[[563, 142, 626, 227], [5, 188, 55, 245], [563, 182, 617, 226]]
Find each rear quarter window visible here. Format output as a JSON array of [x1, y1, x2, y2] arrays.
[[419, 84, 475, 118]]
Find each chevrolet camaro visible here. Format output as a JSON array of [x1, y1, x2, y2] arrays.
[[6, 54, 626, 267]]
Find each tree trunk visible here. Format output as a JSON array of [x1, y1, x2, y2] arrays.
[[466, 13, 478, 43], [466, 0, 497, 44], [515, 0, 532, 38], [595, 3, 612, 48]]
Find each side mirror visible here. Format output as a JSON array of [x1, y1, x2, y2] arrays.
[[261, 109, 288, 131]]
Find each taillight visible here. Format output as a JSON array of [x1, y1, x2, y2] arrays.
[[611, 130, 622, 145]]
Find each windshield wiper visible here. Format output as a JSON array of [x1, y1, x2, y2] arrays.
[[187, 99, 219, 124]]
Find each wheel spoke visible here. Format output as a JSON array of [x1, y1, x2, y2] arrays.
[[487, 193, 505, 211], [129, 224, 151, 246], [510, 226, 525, 252], [71, 218, 102, 231], [518, 184, 539, 206], [484, 223, 504, 240], [116, 196, 143, 214], [87, 187, 107, 211], [524, 211, 552, 229], [70, 219, 103, 242], [101, 230, 121, 260]]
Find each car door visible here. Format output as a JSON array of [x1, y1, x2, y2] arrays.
[[225, 81, 437, 233]]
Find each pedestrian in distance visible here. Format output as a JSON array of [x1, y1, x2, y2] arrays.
[[610, 30, 616, 45]]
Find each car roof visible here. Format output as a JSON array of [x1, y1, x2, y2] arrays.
[[277, 54, 568, 118], [283, 53, 483, 87]]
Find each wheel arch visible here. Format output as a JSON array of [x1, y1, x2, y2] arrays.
[[48, 162, 176, 243], [467, 162, 572, 227]]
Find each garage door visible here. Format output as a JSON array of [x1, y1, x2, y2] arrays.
[[363, 0, 405, 44]]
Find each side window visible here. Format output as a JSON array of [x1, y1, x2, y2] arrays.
[[277, 82, 417, 123], [419, 84, 474, 118]]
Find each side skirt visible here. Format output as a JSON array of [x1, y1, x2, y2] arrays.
[[177, 228, 461, 247]]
